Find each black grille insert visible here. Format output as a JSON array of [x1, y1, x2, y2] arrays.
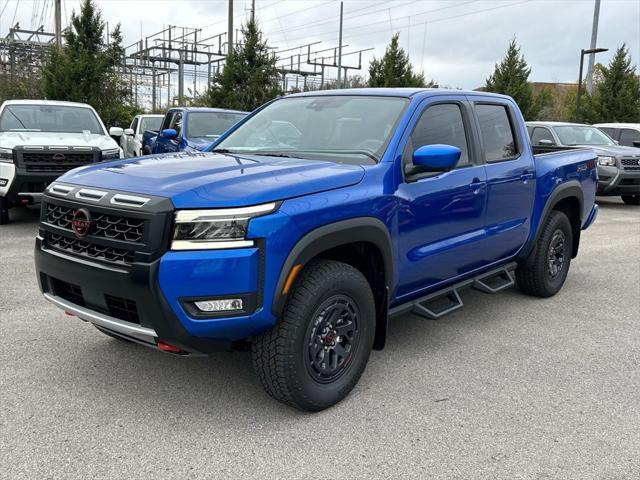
[[51, 277, 85, 306], [46, 232, 134, 265], [22, 151, 95, 173], [621, 158, 640, 171], [105, 295, 140, 324], [46, 204, 145, 243]]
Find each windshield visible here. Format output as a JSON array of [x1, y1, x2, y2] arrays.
[[0, 104, 104, 134], [554, 125, 615, 146], [186, 111, 246, 139], [140, 116, 162, 133], [214, 95, 410, 164]]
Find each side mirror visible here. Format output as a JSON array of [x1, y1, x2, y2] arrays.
[[411, 144, 461, 173], [160, 128, 177, 139], [109, 127, 124, 137], [124, 128, 134, 136], [538, 139, 554, 146], [633, 141, 640, 148]]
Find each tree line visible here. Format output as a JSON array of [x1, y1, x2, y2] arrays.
[[1, 0, 638, 126]]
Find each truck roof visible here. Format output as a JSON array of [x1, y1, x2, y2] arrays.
[[526, 121, 592, 127], [287, 87, 513, 100], [593, 122, 640, 129], [176, 107, 248, 114], [1, 99, 93, 108]]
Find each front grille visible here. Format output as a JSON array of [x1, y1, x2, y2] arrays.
[[46, 232, 134, 265], [22, 151, 96, 173], [50, 277, 85, 306], [621, 157, 640, 171], [105, 295, 140, 324], [46, 204, 145, 243]]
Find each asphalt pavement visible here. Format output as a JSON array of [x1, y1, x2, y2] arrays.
[[1, 197, 639, 479]]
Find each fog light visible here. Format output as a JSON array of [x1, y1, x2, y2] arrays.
[[0, 178, 7, 187], [194, 298, 243, 312]]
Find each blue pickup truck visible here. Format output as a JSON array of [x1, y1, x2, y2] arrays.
[[34, 89, 598, 411], [142, 107, 247, 155]]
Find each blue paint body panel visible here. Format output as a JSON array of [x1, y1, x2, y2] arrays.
[[52, 89, 598, 344]]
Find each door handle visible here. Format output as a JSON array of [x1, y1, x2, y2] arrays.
[[468, 178, 486, 193], [520, 171, 534, 183]]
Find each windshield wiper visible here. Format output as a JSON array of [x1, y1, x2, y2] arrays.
[[292, 149, 379, 162], [210, 148, 236, 154], [249, 152, 293, 158]]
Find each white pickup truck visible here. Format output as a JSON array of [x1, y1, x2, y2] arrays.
[[0, 100, 123, 224], [120, 114, 163, 157]]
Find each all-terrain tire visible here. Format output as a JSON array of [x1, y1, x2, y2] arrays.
[[252, 260, 376, 411], [516, 210, 573, 298], [0, 196, 9, 225], [621, 194, 640, 206]]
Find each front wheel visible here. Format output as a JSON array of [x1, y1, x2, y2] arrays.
[[252, 260, 376, 411], [516, 210, 573, 298], [0, 196, 9, 225], [621, 194, 640, 205]]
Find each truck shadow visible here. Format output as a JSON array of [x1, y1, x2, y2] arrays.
[[596, 197, 636, 210]]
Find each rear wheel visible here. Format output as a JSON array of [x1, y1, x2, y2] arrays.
[[516, 210, 573, 298], [252, 260, 376, 411], [0, 196, 9, 225], [621, 194, 640, 205]]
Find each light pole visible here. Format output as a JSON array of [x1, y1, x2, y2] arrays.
[[576, 47, 608, 122]]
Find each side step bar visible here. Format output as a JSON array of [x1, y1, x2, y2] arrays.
[[389, 262, 517, 320]]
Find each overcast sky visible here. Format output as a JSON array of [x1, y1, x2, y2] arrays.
[[2, 0, 639, 91]]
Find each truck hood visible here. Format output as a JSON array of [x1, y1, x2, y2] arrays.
[[577, 144, 640, 157], [58, 151, 366, 208], [0, 131, 120, 150]]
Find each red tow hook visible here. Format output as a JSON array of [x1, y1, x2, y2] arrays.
[[157, 340, 184, 354], [64, 311, 75, 316]]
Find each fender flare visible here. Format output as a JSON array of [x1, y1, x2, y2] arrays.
[[271, 217, 393, 317], [522, 180, 584, 261]]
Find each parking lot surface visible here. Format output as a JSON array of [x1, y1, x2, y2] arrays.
[[1, 198, 639, 479]]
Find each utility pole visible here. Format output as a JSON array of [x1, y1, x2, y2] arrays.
[[54, 0, 62, 45], [228, 0, 234, 58], [337, 1, 343, 88], [586, 0, 601, 94], [251, 0, 255, 23]]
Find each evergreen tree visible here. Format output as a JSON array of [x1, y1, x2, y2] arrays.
[[484, 39, 548, 120], [579, 44, 640, 123], [368, 33, 429, 88], [41, 0, 136, 127], [201, 18, 281, 111]]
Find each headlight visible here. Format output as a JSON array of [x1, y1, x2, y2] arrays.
[[597, 155, 616, 166], [101, 148, 121, 160], [0, 147, 13, 163], [171, 202, 277, 250]]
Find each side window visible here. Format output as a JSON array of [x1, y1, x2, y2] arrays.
[[476, 104, 518, 162], [406, 103, 470, 168], [619, 129, 640, 147], [531, 127, 555, 146], [130, 117, 139, 133], [160, 111, 174, 131], [170, 112, 183, 136], [598, 127, 616, 138]]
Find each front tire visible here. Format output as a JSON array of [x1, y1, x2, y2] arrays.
[[252, 260, 376, 411], [0, 196, 9, 225], [516, 210, 573, 298], [621, 194, 640, 205]]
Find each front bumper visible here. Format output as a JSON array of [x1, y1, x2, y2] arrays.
[[35, 235, 277, 354], [597, 166, 640, 196]]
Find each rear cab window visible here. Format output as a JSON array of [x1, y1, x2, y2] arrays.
[[475, 104, 519, 162], [619, 128, 640, 147]]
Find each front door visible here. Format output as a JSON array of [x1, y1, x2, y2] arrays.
[[395, 97, 488, 299], [155, 110, 182, 153]]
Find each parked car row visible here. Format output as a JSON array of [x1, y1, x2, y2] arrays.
[[526, 121, 640, 205]]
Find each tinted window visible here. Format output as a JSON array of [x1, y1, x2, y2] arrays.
[[130, 117, 139, 132], [531, 127, 555, 146], [161, 111, 176, 131], [619, 128, 640, 147], [170, 112, 183, 136], [598, 127, 616, 138], [140, 116, 162, 133], [0, 104, 104, 134], [476, 104, 518, 161], [408, 103, 469, 166], [186, 112, 246, 139]]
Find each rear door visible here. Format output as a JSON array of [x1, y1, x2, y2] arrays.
[[395, 96, 488, 298], [470, 99, 535, 263]]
